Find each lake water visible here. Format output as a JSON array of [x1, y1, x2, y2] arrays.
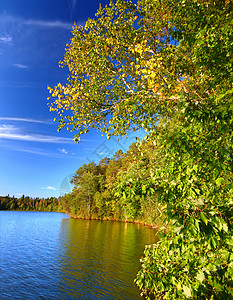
[[0, 211, 156, 299]]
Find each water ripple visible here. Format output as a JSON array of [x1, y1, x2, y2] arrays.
[[0, 211, 157, 299]]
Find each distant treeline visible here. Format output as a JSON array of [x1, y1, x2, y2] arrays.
[[0, 195, 63, 212]]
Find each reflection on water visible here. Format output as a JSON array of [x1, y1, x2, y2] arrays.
[[0, 212, 157, 300], [57, 219, 157, 299]]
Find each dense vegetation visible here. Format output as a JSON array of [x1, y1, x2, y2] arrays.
[[60, 140, 163, 225], [0, 195, 62, 212], [49, 0, 232, 298]]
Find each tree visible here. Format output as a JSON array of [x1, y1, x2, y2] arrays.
[[48, 0, 233, 298], [47, 0, 179, 140], [114, 138, 162, 223], [48, 0, 232, 141]]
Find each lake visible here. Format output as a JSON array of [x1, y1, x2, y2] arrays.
[[0, 211, 157, 299]]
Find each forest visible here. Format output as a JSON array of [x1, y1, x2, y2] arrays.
[[0, 195, 62, 212], [47, 0, 233, 298], [3, 0, 233, 298], [60, 139, 163, 225]]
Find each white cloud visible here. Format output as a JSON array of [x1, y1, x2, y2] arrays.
[[41, 185, 56, 191], [0, 117, 50, 124], [97, 152, 109, 156], [0, 81, 42, 89], [0, 14, 72, 30], [0, 35, 12, 44], [0, 125, 72, 143], [23, 19, 72, 29], [67, 0, 77, 18], [13, 63, 28, 69], [58, 148, 68, 154], [13, 147, 52, 157], [71, 0, 77, 11]]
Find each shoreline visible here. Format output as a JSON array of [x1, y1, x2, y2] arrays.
[[0, 208, 161, 229], [69, 214, 161, 229]]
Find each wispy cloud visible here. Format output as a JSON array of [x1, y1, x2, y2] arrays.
[[23, 19, 72, 29], [97, 152, 109, 156], [0, 117, 50, 124], [0, 125, 72, 143], [0, 13, 80, 71], [13, 147, 52, 157], [67, 0, 77, 19], [0, 81, 42, 89], [58, 148, 68, 154], [13, 63, 28, 69], [0, 143, 82, 159], [0, 35, 12, 44], [71, 0, 77, 13], [41, 185, 56, 191], [0, 14, 72, 30]]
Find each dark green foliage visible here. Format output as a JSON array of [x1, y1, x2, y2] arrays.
[[0, 195, 63, 212], [60, 145, 161, 223], [135, 100, 233, 299]]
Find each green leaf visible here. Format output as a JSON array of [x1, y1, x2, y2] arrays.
[[209, 237, 217, 249], [193, 197, 204, 206], [196, 270, 205, 283], [215, 177, 224, 187], [176, 281, 182, 291], [226, 237, 233, 246], [222, 223, 228, 233], [207, 263, 217, 272], [171, 276, 177, 285], [183, 285, 192, 298], [220, 249, 230, 260], [200, 212, 208, 225], [174, 225, 183, 234]]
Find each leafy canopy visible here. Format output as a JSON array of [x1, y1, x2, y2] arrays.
[[48, 0, 232, 141], [48, 0, 233, 298]]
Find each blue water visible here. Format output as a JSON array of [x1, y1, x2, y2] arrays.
[[0, 211, 156, 299]]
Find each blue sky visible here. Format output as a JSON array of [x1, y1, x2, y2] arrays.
[[0, 0, 142, 198]]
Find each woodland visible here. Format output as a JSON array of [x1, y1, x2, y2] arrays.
[[0, 195, 62, 212], [2, 0, 233, 299], [47, 0, 233, 297]]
